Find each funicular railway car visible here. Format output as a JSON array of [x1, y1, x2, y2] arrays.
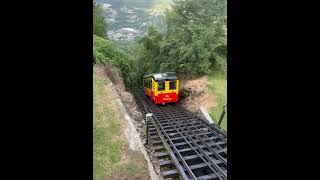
[[143, 72, 179, 105]]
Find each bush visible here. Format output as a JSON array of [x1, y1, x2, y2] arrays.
[[93, 35, 136, 89], [136, 0, 227, 77]]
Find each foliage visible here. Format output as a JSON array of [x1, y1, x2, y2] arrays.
[[136, 0, 227, 77], [93, 35, 135, 88], [93, 2, 107, 38], [93, 0, 227, 88]]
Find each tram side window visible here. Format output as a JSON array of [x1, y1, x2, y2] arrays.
[[145, 79, 149, 89], [169, 81, 176, 90], [158, 81, 165, 91], [149, 79, 152, 90]]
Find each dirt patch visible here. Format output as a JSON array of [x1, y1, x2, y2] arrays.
[[104, 64, 145, 137], [105, 63, 126, 91], [179, 75, 217, 113]]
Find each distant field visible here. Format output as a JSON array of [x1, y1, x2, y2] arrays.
[[208, 71, 227, 131]]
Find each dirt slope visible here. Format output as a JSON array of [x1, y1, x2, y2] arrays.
[[104, 64, 145, 136], [179, 75, 217, 113]]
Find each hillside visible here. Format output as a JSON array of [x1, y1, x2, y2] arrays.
[[93, 0, 227, 131], [93, 0, 228, 178], [96, 0, 171, 42], [93, 66, 150, 180]]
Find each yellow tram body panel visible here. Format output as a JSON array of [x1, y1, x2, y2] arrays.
[[143, 72, 179, 104]]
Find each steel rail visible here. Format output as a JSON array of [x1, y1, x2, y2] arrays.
[[141, 93, 226, 180], [135, 92, 197, 180], [174, 104, 227, 140], [160, 106, 227, 177], [134, 89, 227, 180], [164, 106, 227, 148], [163, 105, 227, 163]]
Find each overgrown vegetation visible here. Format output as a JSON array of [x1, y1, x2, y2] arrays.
[[135, 0, 227, 77], [93, 35, 135, 88], [93, 3, 107, 39]]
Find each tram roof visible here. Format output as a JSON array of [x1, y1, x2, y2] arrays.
[[143, 72, 177, 81]]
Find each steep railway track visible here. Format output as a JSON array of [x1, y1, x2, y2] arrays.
[[134, 90, 227, 180]]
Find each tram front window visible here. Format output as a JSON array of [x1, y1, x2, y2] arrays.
[[158, 81, 165, 91]]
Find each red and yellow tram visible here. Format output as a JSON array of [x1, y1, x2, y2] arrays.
[[143, 72, 179, 105]]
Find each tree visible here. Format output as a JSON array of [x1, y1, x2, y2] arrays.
[[137, 0, 227, 76], [93, 2, 107, 38]]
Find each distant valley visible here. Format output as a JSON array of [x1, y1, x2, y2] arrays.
[[95, 0, 172, 42]]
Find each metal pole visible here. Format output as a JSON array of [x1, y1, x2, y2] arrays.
[[218, 104, 227, 127], [145, 113, 153, 145]]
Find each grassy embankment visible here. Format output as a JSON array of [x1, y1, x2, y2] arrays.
[[208, 71, 227, 131], [93, 71, 147, 180]]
